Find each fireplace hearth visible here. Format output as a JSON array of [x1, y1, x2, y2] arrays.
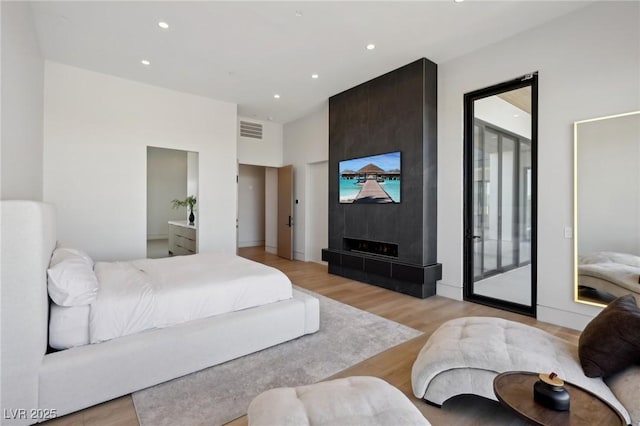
[[344, 238, 398, 258]]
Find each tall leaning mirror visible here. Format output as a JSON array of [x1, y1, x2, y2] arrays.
[[574, 111, 640, 306]]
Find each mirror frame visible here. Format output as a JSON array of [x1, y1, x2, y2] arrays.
[[573, 110, 640, 307]]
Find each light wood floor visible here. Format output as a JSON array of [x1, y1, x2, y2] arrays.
[[45, 247, 580, 426]]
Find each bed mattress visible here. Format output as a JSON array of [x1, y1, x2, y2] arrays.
[[49, 252, 293, 347]]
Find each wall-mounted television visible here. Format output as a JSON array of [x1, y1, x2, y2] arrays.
[[339, 151, 401, 204]]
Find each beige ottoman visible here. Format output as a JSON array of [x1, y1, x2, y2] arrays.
[[248, 376, 430, 426]]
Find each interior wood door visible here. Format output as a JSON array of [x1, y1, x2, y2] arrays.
[[277, 165, 294, 259]]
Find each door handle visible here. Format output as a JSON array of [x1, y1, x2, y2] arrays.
[[286, 216, 293, 227], [464, 229, 480, 240]]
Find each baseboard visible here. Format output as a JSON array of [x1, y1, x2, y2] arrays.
[[436, 282, 463, 301], [536, 305, 598, 331], [261, 247, 304, 260], [436, 285, 596, 331], [238, 240, 265, 248]]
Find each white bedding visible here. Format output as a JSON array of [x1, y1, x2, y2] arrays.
[[579, 251, 640, 294], [49, 304, 90, 349], [89, 252, 292, 343]]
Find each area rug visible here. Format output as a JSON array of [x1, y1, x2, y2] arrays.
[[132, 287, 422, 426]]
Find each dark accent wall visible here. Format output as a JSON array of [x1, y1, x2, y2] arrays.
[[323, 58, 441, 298]]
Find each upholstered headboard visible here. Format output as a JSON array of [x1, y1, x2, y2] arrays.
[[1, 201, 56, 424]]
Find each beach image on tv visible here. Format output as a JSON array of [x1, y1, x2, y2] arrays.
[[339, 151, 401, 203]]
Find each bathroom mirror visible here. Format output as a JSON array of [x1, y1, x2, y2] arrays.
[[574, 111, 640, 306]]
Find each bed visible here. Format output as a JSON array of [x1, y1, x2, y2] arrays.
[[1, 201, 320, 425], [578, 251, 640, 299], [50, 251, 294, 348]]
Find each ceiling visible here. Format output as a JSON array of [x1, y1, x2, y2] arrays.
[[30, 1, 591, 124], [498, 86, 532, 114]]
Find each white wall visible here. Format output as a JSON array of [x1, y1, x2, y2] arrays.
[[146, 147, 187, 240], [238, 164, 266, 248], [437, 1, 640, 329], [237, 117, 283, 167], [283, 103, 329, 261], [1, 2, 44, 200], [577, 113, 640, 256], [43, 62, 237, 261], [306, 161, 328, 263]]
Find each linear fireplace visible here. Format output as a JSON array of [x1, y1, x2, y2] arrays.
[[344, 238, 398, 258]]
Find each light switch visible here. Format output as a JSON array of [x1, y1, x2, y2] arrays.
[[564, 226, 573, 239]]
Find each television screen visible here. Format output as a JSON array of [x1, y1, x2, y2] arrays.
[[339, 151, 401, 204]]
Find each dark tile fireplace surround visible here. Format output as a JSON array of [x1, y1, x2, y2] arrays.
[[343, 238, 398, 258], [322, 58, 442, 298]]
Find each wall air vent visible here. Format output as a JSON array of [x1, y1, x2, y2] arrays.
[[240, 121, 263, 140]]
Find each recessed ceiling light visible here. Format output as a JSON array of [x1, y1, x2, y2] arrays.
[[311, 74, 319, 79], [513, 114, 520, 118], [454, 0, 464, 3], [366, 44, 376, 50], [141, 59, 151, 66], [274, 94, 280, 99], [158, 21, 169, 29]]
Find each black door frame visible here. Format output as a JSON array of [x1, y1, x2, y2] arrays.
[[463, 73, 538, 317]]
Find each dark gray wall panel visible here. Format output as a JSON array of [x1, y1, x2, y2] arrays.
[[327, 58, 440, 297]]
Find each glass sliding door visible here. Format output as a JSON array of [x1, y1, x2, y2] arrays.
[[500, 134, 516, 271], [472, 124, 497, 280], [463, 74, 538, 317], [520, 156, 532, 265]]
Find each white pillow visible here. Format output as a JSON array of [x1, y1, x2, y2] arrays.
[[49, 304, 91, 349], [50, 247, 94, 268], [47, 257, 99, 306]]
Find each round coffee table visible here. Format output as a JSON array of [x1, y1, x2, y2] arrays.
[[493, 371, 626, 426]]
